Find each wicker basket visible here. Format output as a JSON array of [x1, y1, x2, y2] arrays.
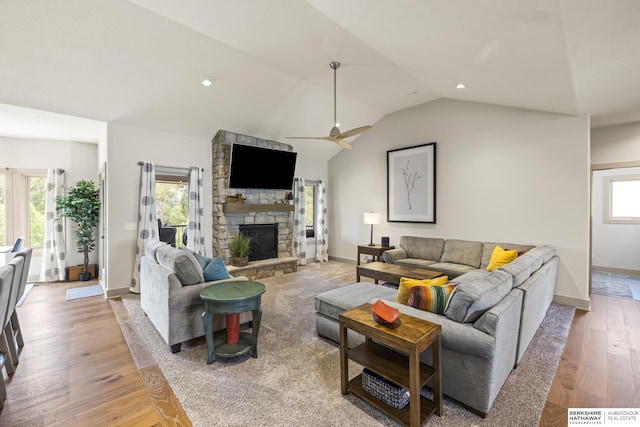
[[361, 369, 410, 409]]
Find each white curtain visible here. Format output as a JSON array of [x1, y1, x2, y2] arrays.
[[187, 167, 206, 255], [131, 162, 158, 293], [315, 180, 329, 262], [40, 168, 66, 281], [292, 177, 307, 265]]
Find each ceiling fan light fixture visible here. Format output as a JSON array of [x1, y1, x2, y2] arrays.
[[285, 61, 372, 150]]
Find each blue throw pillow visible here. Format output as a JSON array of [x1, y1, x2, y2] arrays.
[[202, 257, 231, 281], [189, 250, 209, 270]]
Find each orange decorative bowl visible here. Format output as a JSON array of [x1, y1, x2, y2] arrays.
[[372, 300, 400, 324]]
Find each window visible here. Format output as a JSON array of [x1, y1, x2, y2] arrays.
[[604, 174, 640, 224], [28, 176, 46, 250], [305, 183, 316, 238], [155, 173, 189, 247]]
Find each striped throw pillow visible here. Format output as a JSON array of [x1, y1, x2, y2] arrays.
[[406, 284, 457, 315]]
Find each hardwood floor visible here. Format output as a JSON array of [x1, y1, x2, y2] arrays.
[[0, 280, 187, 427], [540, 294, 640, 426], [1, 281, 638, 426]]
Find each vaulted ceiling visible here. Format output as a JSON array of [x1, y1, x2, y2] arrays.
[[1, 0, 639, 160]]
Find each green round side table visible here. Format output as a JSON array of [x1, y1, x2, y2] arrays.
[[200, 280, 266, 365]]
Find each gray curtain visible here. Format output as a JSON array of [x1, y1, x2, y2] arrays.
[[187, 167, 206, 255], [40, 168, 66, 281], [131, 162, 158, 293], [315, 180, 328, 262], [292, 177, 307, 265]]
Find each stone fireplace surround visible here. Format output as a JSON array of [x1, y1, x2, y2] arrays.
[[212, 130, 297, 279]]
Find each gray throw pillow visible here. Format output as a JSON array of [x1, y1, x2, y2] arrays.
[[444, 270, 513, 323], [156, 245, 204, 285]]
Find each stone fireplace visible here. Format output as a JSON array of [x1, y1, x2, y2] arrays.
[[211, 130, 295, 271]]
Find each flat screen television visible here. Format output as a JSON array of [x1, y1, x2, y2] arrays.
[[228, 143, 297, 190]]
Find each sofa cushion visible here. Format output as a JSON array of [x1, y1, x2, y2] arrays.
[[486, 246, 518, 271], [427, 262, 477, 279], [397, 276, 448, 305], [450, 269, 491, 284], [399, 236, 444, 261], [444, 270, 513, 323], [314, 282, 397, 322], [394, 258, 438, 269], [145, 240, 168, 261], [479, 242, 534, 270], [440, 239, 483, 268], [156, 245, 204, 285], [407, 283, 457, 315]]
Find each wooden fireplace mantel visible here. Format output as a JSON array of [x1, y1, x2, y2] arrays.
[[222, 204, 294, 213]]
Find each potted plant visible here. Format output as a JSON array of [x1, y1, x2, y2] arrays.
[[229, 233, 251, 267], [57, 180, 101, 281]]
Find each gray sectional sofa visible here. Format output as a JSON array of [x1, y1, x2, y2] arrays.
[[314, 237, 559, 416], [140, 241, 249, 353]]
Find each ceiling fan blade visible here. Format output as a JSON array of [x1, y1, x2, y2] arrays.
[[337, 125, 372, 138], [334, 138, 353, 150], [286, 136, 333, 140]]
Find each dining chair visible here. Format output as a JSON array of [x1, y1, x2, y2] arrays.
[[10, 237, 25, 253], [2, 256, 23, 371], [0, 264, 16, 409], [10, 248, 32, 349]]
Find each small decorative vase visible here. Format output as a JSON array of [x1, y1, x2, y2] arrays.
[[79, 272, 92, 281]]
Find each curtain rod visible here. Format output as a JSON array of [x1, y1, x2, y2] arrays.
[[3, 167, 64, 173], [137, 162, 202, 172]]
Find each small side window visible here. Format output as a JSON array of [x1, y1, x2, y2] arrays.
[[604, 174, 640, 224]]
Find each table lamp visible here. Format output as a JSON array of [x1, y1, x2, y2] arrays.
[[363, 212, 381, 246]]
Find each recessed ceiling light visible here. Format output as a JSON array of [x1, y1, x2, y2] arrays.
[[201, 76, 214, 87], [409, 91, 419, 97], [456, 83, 466, 90]]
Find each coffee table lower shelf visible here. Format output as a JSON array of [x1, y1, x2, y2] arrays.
[[347, 374, 436, 426]]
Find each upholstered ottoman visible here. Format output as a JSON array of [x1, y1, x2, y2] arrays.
[[314, 282, 397, 346]]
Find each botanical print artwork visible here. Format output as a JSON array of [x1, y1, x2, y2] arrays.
[[387, 143, 436, 223], [401, 160, 421, 210]]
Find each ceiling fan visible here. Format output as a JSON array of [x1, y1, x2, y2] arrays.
[[287, 62, 371, 150]]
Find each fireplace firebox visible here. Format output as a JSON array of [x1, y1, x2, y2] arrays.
[[239, 224, 278, 261]]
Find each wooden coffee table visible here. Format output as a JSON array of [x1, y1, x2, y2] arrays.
[[340, 303, 442, 426], [356, 262, 443, 285]]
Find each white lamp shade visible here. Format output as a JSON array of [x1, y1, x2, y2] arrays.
[[363, 212, 381, 225]]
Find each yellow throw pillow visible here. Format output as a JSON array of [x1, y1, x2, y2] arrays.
[[486, 245, 518, 271], [396, 275, 449, 305]]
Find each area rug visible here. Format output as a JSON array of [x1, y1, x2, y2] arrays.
[[66, 283, 104, 300], [592, 271, 634, 299], [121, 261, 574, 426]]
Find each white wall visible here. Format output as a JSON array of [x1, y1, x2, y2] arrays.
[[0, 136, 99, 269], [592, 122, 640, 164], [328, 99, 591, 309], [104, 123, 213, 295]]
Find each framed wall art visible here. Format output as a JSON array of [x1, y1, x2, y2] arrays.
[[387, 142, 436, 223]]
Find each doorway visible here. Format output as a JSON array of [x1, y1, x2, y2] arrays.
[[591, 164, 640, 301]]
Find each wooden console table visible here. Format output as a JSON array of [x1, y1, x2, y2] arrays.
[[339, 303, 442, 426]]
